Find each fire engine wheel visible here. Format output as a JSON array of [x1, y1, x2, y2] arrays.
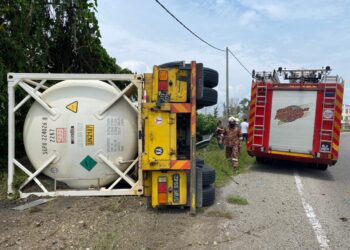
[[203, 67, 219, 88], [202, 185, 215, 207], [201, 166, 216, 186], [197, 87, 218, 109], [256, 157, 269, 164], [316, 164, 328, 171]]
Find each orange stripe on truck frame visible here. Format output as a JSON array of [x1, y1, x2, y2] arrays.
[[171, 103, 191, 113], [332, 84, 344, 159], [170, 160, 191, 170], [247, 83, 257, 149]]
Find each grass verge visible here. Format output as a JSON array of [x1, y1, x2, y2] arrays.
[[197, 140, 255, 187], [226, 195, 249, 205], [0, 170, 27, 199]]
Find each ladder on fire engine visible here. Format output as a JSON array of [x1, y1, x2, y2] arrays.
[[320, 86, 336, 152], [253, 85, 267, 147]]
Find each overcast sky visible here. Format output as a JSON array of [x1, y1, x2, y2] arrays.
[[96, 0, 350, 112]]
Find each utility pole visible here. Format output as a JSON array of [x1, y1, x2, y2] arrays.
[[226, 47, 229, 119]]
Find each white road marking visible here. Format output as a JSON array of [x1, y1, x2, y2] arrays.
[[294, 171, 330, 250]]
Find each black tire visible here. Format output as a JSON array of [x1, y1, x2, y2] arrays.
[[317, 164, 328, 171], [158, 61, 184, 68], [202, 165, 216, 186], [197, 87, 218, 108], [256, 157, 267, 164], [196, 104, 205, 110], [196, 158, 204, 165], [196, 159, 205, 168], [202, 185, 215, 207], [203, 67, 219, 88]]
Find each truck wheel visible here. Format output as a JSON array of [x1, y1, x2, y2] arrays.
[[197, 104, 204, 110], [196, 158, 204, 165], [196, 158, 204, 168], [197, 87, 218, 108], [203, 67, 218, 88], [317, 164, 328, 171], [256, 157, 265, 164], [202, 185, 215, 206], [202, 165, 216, 186]]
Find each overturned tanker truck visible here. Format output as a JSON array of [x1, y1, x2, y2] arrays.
[[247, 67, 344, 170], [7, 61, 218, 209]]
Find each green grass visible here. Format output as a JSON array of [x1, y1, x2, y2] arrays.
[[93, 232, 121, 250], [197, 140, 255, 187], [226, 195, 249, 205], [0, 170, 27, 199]]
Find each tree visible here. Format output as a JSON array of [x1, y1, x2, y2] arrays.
[[213, 106, 218, 118], [222, 97, 241, 119], [0, 0, 129, 169], [239, 98, 250, 119]]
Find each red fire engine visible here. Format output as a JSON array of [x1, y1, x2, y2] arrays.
[[247, 67, 344, 170]]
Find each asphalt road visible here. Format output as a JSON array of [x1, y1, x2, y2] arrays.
[[202, 133, 350, 250]]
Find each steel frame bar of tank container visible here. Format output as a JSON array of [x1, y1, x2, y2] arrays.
[[96, 82, 136, 118], [18, 81, 58, 118], [108, 158, 139, 190], [7, 73, 144, 198], [19, 153, 58, 191], [8, 77, 15, 195], [23, 79, 49, 90], [107, 80, 138, 113], [97, 153, 136, 187], [13, 159, 49, 193], [14, 80, 47, 112], [19, 189, 142, 198], [8, 73, 140, 81]]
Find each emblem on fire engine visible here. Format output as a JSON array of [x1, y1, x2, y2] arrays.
[[275, 104, 310, 124], [323, 109, 334, 119]]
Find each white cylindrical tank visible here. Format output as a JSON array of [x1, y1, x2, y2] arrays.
[[23, 80, 137, 189]]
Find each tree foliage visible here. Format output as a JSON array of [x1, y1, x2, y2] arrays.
[[239, 97, 250, 119], [0, 0, 129, 168], [222, 97, 250, 120], [197, 113, 218, 141]]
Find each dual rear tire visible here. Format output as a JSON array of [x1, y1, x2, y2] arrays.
[[196, 68, 219, 110], [196, 158, 216, 206]]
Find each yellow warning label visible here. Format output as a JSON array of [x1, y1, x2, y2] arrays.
[[85, 125, 94, 146], [66, 101, 78, 113]]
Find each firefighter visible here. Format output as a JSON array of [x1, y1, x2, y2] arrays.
[[214, 120, 224, 150], [223, 116, 241, 169]]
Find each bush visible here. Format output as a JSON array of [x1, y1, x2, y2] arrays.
[[197, 113, 217, 141]]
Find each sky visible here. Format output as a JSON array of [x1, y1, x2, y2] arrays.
[[96, 0, 350, 113]]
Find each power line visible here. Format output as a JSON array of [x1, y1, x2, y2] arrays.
[[154, 0, 252, 75], [228, 49, 251, 75], [154, 0, 225, 52]]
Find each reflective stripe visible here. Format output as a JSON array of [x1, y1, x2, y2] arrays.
[[170, 160, 191, 170], [270, 150, 313, 158], [171, 103, 191, 113]]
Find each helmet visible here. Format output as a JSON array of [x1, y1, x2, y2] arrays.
[[228, 116, 236, 123]]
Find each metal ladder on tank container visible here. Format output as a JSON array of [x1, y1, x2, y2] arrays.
[[320, 86, 336, 152], [253, 85, 267, 147]]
